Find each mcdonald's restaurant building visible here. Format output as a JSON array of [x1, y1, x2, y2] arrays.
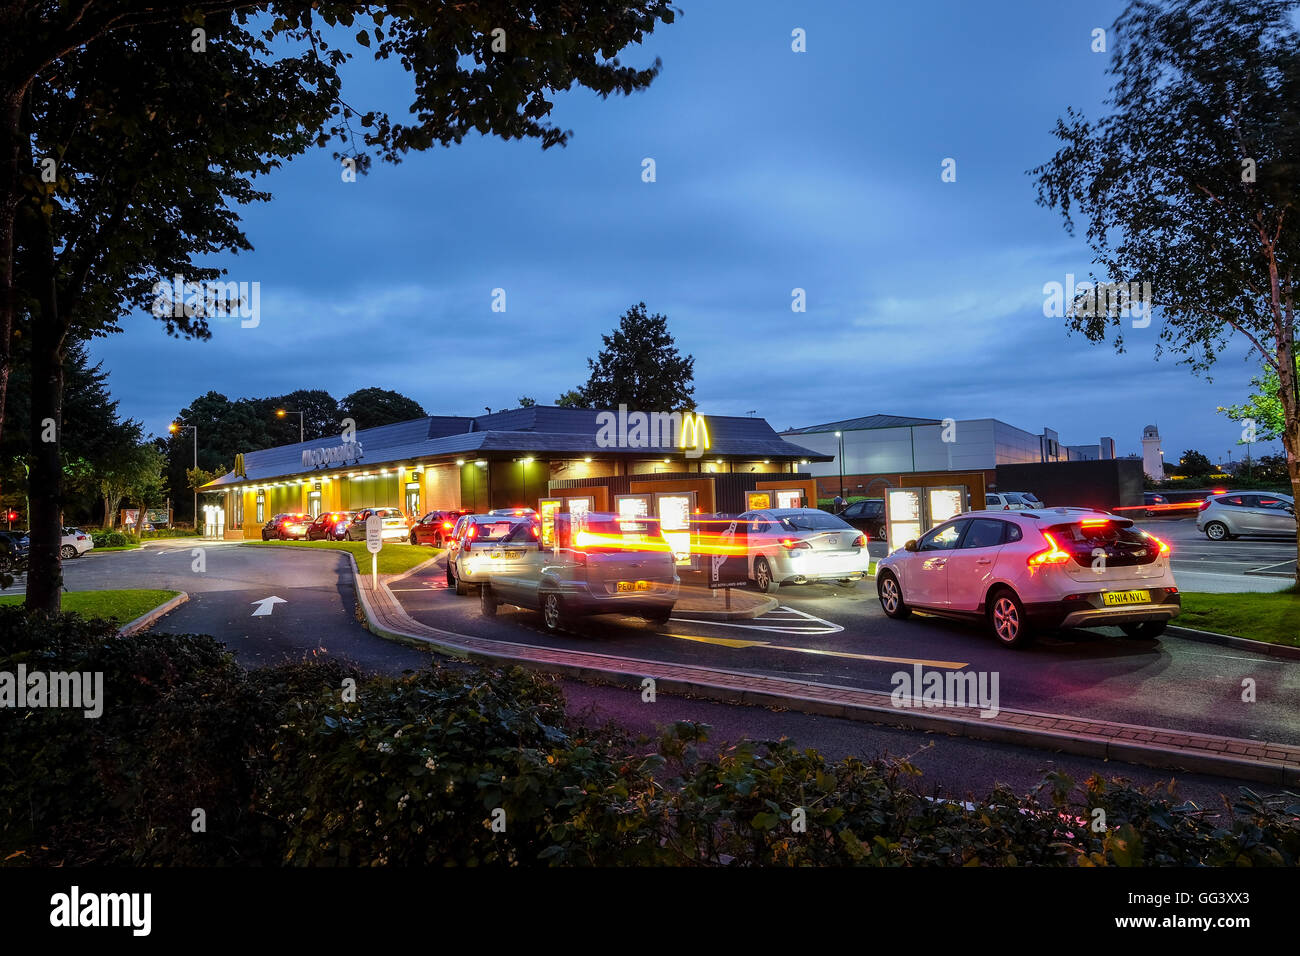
[[201, 406, 830, 540]]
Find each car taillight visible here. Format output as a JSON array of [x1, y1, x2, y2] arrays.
[[1028, 532, 1071, 566], [467, 525, 477, 538], [779, 537, 812, 550], [1003, 504, 1010, 510], [531, 524, 540, 537], [442, 521, 452, 529], [1198, 500, 1211, 511], [1145, 533, 1171, 556], [851, 534, 866, 548]]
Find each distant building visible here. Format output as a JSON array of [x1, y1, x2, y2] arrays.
[[1141, 424, 1164, 479]]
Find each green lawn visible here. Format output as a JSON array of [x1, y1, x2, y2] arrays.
[[1178, 588, 1300, 647], [245, 538, 437, 575], [0, 589, 179, 623]]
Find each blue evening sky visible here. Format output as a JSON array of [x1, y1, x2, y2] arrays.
[[91, 0, 1278, 463]]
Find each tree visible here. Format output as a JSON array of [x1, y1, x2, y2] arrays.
[[1174, 449, 1214, 476], [1219, 357, 1295, 441], [4, 3, 676, 612], [1032, 0, 1300, 581], [578, 303, 696, 410], [260, 390, 341, 444], [99, 439, 164, 531], [338, 388, 426, 431], [555, 389, 589, 408], [517, 396, 537, 407]]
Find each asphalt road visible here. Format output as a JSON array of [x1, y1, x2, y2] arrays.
[[395, 553, 1300, 747], [1134, 516, 1297, 578]]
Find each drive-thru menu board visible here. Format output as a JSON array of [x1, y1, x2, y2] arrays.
[[928, 488, 964, 525], [886, 488, 923, 553]]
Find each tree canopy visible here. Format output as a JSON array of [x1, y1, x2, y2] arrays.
[[577, 303, 696, 411]]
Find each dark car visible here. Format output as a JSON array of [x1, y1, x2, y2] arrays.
[[1143, 492, 1168, 517], [261, 512, 312, 540], [837, 498, 887, 541], [0, 530, 30, 573], [410, 510, 471, 547], [306, 511, 353, 541]]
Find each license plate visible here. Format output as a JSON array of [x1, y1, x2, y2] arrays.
[[503, 550, 523, 559], [616, 581, 651, 592], [1103, 590, 1150, 606]]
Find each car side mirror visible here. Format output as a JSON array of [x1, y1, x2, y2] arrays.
[[904, 539, 918, 552]]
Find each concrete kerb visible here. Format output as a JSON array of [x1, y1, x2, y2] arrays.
[[118, 591, 189, 637], [1166, 624, 1300, 661], [346, 553, 1300, 786]]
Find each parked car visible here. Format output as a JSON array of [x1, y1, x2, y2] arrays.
[[446, 513, 541, 595], [481, 512, 679, 630], [876, 508, 1179, 648], [60, 526, 94, 558], [837, 497, 887, 541], [985, 491, 1043, 511], [306, 511, 353, 541], [0, 530, 29, 573], [345, 507, 411, 541], [1197, 491, 1295, 540], [730, 508, 870, 593], [410, 510, 471, 547], [262, 513, 313, 540]]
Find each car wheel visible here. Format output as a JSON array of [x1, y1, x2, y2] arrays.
[[541, 592, 565, 632], [644, 606, 672, 626], [1204, 521, 1231, 541], [453, 566, 470, 596], [445, 564, 455, 589], [988, 588, 1033, 648], [59, 544, 76, 559], [1120, 621, 1166, 639], [877, 571, 911, 619], [480, 583, 498, 616], [753, 557, 779, 594]]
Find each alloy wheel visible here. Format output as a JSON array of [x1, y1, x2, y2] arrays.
[[992, 596, 1020, 644]]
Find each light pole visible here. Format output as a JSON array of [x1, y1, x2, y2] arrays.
[[276, 408, 304, 443], [169, 422, 198, 530], [835, 431, 845, 500]]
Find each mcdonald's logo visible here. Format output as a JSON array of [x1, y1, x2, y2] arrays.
[[679, 413, 710, 459], [233, 453, 247, 478]]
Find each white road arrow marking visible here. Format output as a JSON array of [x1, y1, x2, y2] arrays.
[[251, 596, 287, 616]]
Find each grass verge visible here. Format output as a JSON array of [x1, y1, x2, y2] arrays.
[[1178, 587, 1300, 647], [245, 538, 437, 575], [0, 589, 179, 623]]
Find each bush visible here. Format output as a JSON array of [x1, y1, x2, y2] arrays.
[[141, 527, 201, 539], [91, 530, 132, 548], [2, 609, 1298, 867]]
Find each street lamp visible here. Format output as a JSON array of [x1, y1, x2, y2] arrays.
[[276, 408, 304, 443], [169, 422, 198, 530], [835, 431, 845, 500]]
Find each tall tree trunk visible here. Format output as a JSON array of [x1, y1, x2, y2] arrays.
[[24, 205, 64, 613], [0, 81, 27, 452]]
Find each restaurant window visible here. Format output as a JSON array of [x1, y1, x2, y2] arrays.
[[256, 491, 265, 523], [308, 491, 322, 518], [405, 481, 420, 517]]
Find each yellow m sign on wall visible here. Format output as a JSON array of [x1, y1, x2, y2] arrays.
[[233, 453, 247, 478], [679, 413, 710, 459]]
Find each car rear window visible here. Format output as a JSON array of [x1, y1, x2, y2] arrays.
[[776, 512, 852, 532], [1046, 519, 1157, 566], [471, 518, 534, 542]]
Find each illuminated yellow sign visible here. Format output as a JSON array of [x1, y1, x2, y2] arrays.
[[679, 413, 710, 458]]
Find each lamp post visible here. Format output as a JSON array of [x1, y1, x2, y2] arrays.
[[276, 408, 304, 443], [835, 431, 845, 499], [169, 422, 198, 530]]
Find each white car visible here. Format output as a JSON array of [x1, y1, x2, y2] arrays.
[[876, 508, 1179, 648], [60, 526, 94, 559], [344, 507, 410, 542], [446, 513, 542, 595], [731, 508, 870, 593], [985, 491, 1043, 511]]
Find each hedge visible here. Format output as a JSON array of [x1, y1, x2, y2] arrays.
[[1, 607, 1297, 866]]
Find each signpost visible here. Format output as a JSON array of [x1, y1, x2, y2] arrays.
[[701, 514, 748, 610], [365, 515, 383, 589]]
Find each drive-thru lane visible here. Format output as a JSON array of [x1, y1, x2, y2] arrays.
[[393, 554, 1300, 747]]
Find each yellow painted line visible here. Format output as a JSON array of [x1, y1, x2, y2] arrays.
[[664, 632, 967, 669]]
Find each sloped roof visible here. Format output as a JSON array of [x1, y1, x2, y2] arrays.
[[201, 406, 830, 489], [780, 413, 942, 435]]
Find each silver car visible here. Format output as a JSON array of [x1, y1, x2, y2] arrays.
[[1196, 491, 1294, 540], [481, 512, 679, 630], [446, 514, 542, 595], [735, 508, 870, 593]]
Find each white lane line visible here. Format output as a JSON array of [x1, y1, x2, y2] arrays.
[[671, 605, 844, 635]]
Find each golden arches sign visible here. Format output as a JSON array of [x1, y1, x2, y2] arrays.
[[678, 413, 710, 458]]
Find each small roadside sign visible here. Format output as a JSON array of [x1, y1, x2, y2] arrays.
[[365, 515, 383, 589]]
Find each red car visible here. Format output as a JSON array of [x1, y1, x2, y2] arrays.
[[306, 511, 354, 541], [410, 510, 471, 547]]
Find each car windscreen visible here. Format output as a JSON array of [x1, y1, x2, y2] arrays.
[[776, 512, 852, 532]]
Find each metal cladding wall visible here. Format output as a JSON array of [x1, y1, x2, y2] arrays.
[[995, 459, 1145, 510]]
